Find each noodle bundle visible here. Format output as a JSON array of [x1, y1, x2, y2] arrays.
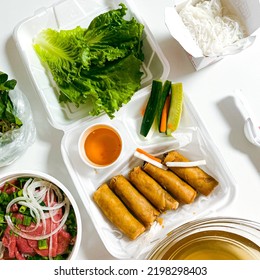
[[179, 0, 245, 56]]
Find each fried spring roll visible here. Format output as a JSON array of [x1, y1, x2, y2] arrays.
[[110, 175, 160, 227], [163, 151, 218, 196], [93, 183, 145, 240], [143, 162, 197, 204], [128, 166, 179, 212]]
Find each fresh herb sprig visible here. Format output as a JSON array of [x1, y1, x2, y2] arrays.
[[0, 71, 23, 134]]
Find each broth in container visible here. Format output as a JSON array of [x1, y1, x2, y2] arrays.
[[147, 217, 260, 260], [79, 123, 123, 169]]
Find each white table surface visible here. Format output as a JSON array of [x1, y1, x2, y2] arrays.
[[1, 0, 260, 260]]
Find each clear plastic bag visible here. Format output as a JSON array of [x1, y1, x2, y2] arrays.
[[0, 87, 36, 167]]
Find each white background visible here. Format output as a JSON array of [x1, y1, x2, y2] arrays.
[[0, 0, 260, 260]]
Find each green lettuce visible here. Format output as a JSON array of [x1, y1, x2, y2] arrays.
[[33, 3, 144, 118]]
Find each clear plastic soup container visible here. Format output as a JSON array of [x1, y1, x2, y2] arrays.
[[13, 0, 236, 259], [146, 217, 260, 260]]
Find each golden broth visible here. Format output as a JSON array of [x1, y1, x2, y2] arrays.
[[150, 230, 260, 260], [84, 127, 122, 166]]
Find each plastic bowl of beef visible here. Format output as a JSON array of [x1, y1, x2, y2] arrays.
[[0, 171, 81, 260]]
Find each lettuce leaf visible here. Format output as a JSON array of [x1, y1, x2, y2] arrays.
[[33, 3, 144, 118]]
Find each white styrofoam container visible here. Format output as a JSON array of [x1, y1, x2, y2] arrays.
[[165, 0, 260, 70], [13, 0, 170, 130], [60, 88, 236, 259], [13, 0, 236, 259]]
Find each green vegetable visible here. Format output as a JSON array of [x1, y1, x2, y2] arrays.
[[166, 83, 183, 136], [65, 206, 77, 238], [33, 3, 144, 118], [53, 255, 67, 260], [22, 215, 32, 226], [0, 213, 5, 224], [15, 217, 22, 226], [17, 177, 31, 190], [0, 191, 12, 206], [0, 71, 22, 134], [140, 80, 163, 137], [27, 255, 49, 260], [11, 216, 16, 224], [0, 212, 7, 238], [156, 80, 171, 132], [19, 205, 27, 214], [17, 189, 23, 197], [38, 239, 48, 250]]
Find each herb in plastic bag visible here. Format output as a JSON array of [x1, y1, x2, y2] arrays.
[[0, 71, 23, 134]]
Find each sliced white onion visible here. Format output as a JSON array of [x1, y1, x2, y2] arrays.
[[134, 151, 168, 170], [5, 197, 70, 240], [21, 178, 33, 199], [166, 160, 207, 167], [5, 196, 27, 213], [4, 178, 71, 241]]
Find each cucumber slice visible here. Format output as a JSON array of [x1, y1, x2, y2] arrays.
[[140, 80, 162, 137], [157, 80, 171, 132], [166, 83, 183, 136]]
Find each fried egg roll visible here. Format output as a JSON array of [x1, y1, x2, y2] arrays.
[[163, 151, 218, 196], [143, 162, 197, 204], [110, 175, 160, 227], [129, 166, 179, 212], [93, 183, 145, 240]]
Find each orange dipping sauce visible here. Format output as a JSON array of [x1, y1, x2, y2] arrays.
[[84, 127, 122, 166]]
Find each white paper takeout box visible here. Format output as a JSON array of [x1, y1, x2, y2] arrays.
[[165, 0, 260, 70], [13, 0, 237, 259]]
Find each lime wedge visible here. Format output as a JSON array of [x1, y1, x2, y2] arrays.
[[166, 83, 183, 136]]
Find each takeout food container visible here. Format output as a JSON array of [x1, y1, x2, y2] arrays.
[[0, 170, 82, 260], [13, 0, 237, 259], [146, 217, 260, 260], [60, 89, 236, 259], [13, 0, 170, 130], [165, 0, 260, 70]]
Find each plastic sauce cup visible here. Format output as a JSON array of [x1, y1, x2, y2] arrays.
[[78, 123, 123, 169]]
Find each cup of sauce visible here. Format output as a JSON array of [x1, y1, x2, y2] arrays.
[[78, 123, 123, 169]]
